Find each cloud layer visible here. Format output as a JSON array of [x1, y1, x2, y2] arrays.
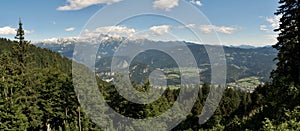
[[266, 15, 280, 29], [0, 26, 17, 35], [260, 25, 268, 31], [200, 25, 239, 34], [65, 27, 76, 32], [260, 15, 281, 32], [0, 26, 32, 35], [82, 26, 136, 38], [39, 23, 241, 44], [190, 0, 202, 6], [150, 25, 171, 35], [153, 0, 179, 11], [57, 0, 122, 10], [58, 0, 202, 11]]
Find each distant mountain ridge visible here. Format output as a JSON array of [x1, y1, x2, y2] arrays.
[[34, 37, 277, 84], [228, 45, 258, 49]]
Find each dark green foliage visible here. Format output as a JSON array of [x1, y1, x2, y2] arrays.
[[260, 0, 300, 129], [0, 38, 100, 130], [272, 0, 300, 86], [1, 1, 299, 128], [1, 34, 299, 130], [227, 1, 300, 130]]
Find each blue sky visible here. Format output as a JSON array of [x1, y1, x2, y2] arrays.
[[0, 0, 279, 46]]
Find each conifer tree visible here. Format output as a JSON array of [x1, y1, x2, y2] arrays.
[[15, 18, 25, 46], [271, 0, 300, 86], [14, 18, 30, 69]]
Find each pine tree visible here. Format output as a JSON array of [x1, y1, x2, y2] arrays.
[[14, 18, 30, 70], [271, 0, 300, 86], [15, 18, 25, 46]]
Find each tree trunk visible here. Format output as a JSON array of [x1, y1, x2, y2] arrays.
[[45, 120, 51, 131], [10, 87, 13, 96], [4, 88, 7, 100], [47, 123, 51, 131], [65, 107, 68, 118], [78, 106, 81, 131]]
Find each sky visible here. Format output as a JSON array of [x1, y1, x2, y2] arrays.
[[0, 0, 279, 46]]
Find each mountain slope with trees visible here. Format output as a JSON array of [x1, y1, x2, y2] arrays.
[[35, 40, 278, 84], [0, 37, 102, 130], [0, 0, 299, 130]]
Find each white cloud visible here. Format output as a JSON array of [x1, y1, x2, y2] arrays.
[[259, 15, 281, 32], [0, 26, 16, 35], [150, 25, 171, 35], [82, 26, 136, 38], [0, 26, 32, 35], [190, 0, 202, 6], [266, 15, 280, 29], [57, 0, 122, 11], [153, 0, 179, 11], [65, 27, 76, 32], [260, 25, 268, 31], [177, 24, 196, 29], [25, 30, 32, 34], [185, 24, 196, 28], [199, 25, 239, 34]]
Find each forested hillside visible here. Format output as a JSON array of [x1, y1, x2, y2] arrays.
[[1, 36, 299, 130], [0, 38, 102, 130], [0, 0, 299, 130], [0, 38, 256, 130]]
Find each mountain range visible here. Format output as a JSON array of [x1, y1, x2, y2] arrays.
[[34, 37, 277, 84]]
